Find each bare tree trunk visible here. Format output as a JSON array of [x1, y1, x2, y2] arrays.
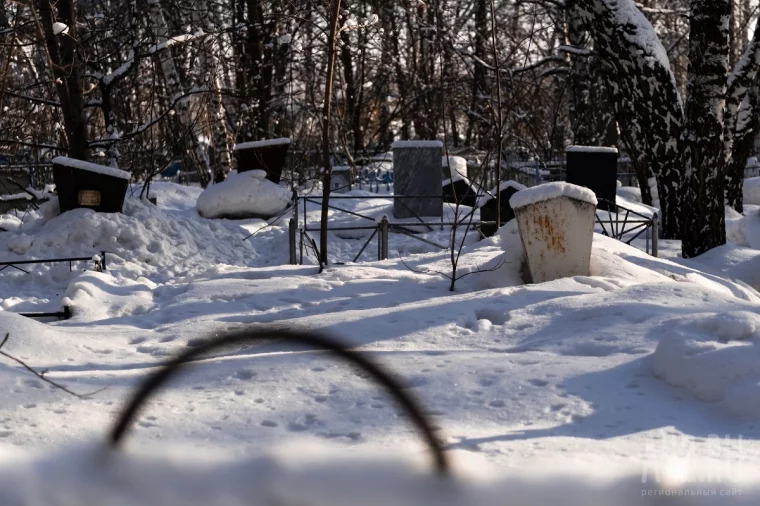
[[319, 0, 342, 266], [681, 0, 730, 258], [340, 29, 362, 153], [35, 0, 88, 160], [466, 0, 488, 147]]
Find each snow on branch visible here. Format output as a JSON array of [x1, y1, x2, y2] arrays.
[[558, 44, 594, 57], [89, 87, 209, 145], [460, 51, 566, 75], [101, 32, 204, 86], [340, 13, 379, 33], [634, 3, 688, 15]]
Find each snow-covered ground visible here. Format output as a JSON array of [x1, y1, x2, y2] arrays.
[[2, 182, 760, 502]]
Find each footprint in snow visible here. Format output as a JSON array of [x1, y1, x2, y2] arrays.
[[528, 378, 550, 387], [261, 420, 278, 427], [234, 369, 256, 380]]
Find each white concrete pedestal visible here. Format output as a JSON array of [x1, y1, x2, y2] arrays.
[[510, 183, 597, 283]]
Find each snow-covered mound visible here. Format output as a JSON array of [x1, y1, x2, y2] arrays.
[[197, 170, 292, 219], [0, 440, 758, 506], [0, 198, 258, 281], [616, 186, 641, 203], [744, 177, 760, 205], [130, 182, 203, 212], [653, 311, 760, 417]]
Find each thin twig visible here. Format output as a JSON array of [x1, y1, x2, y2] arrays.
[[0, 333, 105, 399]]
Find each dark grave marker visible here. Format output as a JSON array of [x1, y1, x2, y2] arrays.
[[234, 138, 290, 184], [442, 155, 477, 207], [52, 157, 130, 214], [392, 141, 442, 218], [477, 181, 526, 237], [565, 146, 618, 211]]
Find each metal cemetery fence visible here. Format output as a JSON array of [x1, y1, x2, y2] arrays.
[[288, 191, 659, 265], [0, 252, 107, 319], [288, 194, 486, 265]]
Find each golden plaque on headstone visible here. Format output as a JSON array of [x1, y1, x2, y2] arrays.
[[78, 190, 101, 206]]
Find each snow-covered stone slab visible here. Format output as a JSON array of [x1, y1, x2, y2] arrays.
[[52, 156, 130, 214], [565, 145, 618, 154], [510, 181, 597, 210], [234, 138, 291, 184], [391, 140, 443, 149], [392, 140, 442, 218], [51, 156, 131, 180], [197, 170, 291, 219], [233, 137, 291, 150], [511, 182, 596, 283]]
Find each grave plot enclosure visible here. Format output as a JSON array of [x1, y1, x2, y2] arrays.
[[52, 157, 130, 214], [392, 140, 443, 219], [234, 138, 291, 184], [565, 146, 618, 211]]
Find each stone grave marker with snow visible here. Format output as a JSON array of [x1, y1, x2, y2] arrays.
[[331, 166, 353, 193], [565, 146, 617, 211], [442, 155, 477, 207], [52, 156, 130, 214], [477, 180, 526, 238], [234, 138, 290, 184], [510, 182, 597, 283], [392, 140, 443, 219]]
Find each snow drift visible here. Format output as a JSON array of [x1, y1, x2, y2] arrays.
[[0, 198, 260, 281], [653, 311, 760, 418], [0, 440, 757, 506], [197, 170, 292, 219]]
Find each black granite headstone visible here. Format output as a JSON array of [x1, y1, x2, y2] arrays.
[[443, 179, 477, 207], [392, 141, 442, 218], [478, 182, 524, 237], [234, 138, 290, 184], [565, 146, 617, 211], [52, 157, 130, 213]]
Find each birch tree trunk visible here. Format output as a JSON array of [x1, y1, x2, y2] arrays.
[[193, 0, 231, 183], [680, 0, 730, 258], [149, 0, 210, 186], [576, 0, 684, 238]]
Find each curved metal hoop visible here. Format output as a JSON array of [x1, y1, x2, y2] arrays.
[[108, 326, 450, 475]]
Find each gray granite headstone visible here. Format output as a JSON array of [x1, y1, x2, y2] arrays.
[[392, 140, 443, 218], [331, 166, 352, 193]]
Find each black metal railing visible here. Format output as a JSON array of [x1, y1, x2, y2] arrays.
[[2, 251, 107, 320], [0, 251, 107, 274], [595, 199, 658, 256], [290, 194, 486, 265]]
